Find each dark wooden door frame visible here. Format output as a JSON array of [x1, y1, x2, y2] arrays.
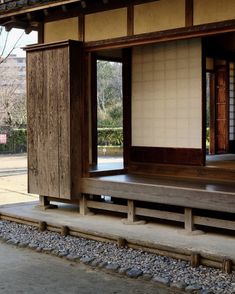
[[214, 63, 229, 154]]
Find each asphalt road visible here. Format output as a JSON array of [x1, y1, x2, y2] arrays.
[[0, 242, 172, 294]]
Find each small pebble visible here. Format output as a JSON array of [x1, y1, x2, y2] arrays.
[[126, 268, 143, 278], [152, 276, 170, 286], [105, 263, 120, 272]]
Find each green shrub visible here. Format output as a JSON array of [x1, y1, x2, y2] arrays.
[[0, 128, 27, 154], [98, 128, 123, 146]]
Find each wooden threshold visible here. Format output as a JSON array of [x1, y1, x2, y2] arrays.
[[129, 162, 235, 183]]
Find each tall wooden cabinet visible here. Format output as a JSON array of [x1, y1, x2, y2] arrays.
[[25, 40, 83, 200]]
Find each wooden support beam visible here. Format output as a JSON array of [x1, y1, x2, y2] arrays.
[[43, 9, 49, 16], [61, 5, 68, 13], [184, 208, 194, 232], [26, 13, 32, 21], [127, 200, 136, 223], [127, 4, 134, 36], [185, 0, 193, 27], [39, 195, 50, 207], [81, 0, 86, 8], [80, 194, 90, 215], [79, 13, 84, 42]]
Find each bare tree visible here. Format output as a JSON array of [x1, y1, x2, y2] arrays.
[[0, 26, 24, 64], [0, 27, 26, 128]]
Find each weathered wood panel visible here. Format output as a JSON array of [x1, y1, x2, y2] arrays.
[[27, 41, 83, 200], [57, 47, 71, 199], [27, 51, 43, 194]]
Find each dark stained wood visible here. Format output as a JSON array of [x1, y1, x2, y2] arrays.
[[81, 52, 91, 177], [122, 48, 132, 169], [26, 40, 83, 200], [201, 44, 206, 165], [215, 65, 229, 153], [127, 4, 134, 36], [80, 174, 235, 214], [128, 162, 235, 183], [69, 42, 83, 197], [91, 53, 98, 165], [209, 72, 216, 155], [130, 147, 204, 166], [37, 22, 44, 43], [79, 14, 84, 42], [85, 20, 235, 52], [185, 0, 193, 27]]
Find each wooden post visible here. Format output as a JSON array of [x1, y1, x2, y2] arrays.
[[191, 252, 200, 267], [80, 194, 89, 215], [128, 200, 136, 223], [39, 195, 50, 207], [38, 221, 47, 232], [39, 195, 58, 209], [61, 226, 70, 236], [222, 259, 232, 274], [184, 208, 194, 232]]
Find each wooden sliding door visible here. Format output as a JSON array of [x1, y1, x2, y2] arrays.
[[215, 65, 229, 154]]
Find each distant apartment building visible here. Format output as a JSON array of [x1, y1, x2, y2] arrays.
[[0, 54, 26, 125], [0, 54, 26, 97]]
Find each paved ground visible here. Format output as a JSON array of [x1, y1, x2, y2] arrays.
[[0, 153, 37, 205], [0, 241, 171, 294]]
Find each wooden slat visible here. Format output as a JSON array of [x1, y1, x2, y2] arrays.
[[86, 200, 127, 213], [194, 216, 235, 231], [58, 46, 70, 199], [45, 48, 60, 198], [184, 208, 193, 232], [27, 51, 42, 194], [135, 207, 184, 222]]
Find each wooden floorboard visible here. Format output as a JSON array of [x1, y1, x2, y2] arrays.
[[80, 174, 235, 214]]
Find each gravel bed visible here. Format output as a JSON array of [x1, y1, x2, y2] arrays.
[[0, 220, 234, 294]]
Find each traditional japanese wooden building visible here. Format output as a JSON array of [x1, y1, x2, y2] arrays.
[[0, 0, 235, 233]]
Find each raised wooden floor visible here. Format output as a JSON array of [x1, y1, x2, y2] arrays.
[[80, 174, 235, 232]]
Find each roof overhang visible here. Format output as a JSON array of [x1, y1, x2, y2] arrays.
[[0, 0, 157, 32]]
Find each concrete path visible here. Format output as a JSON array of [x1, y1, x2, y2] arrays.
[[1, 201, 235, 264], [0, 242, 171, 294], [0, 154, 37, 205]]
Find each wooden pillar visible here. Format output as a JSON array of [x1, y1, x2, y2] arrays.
[[80, 194, 89, 215], [39, 195, 57, 209], [184, 208, 194, 232], [127, 200, 136, 223], [222, 259, 232, 274], [191, 252, 200, 267], [39, 195, 50, 207]]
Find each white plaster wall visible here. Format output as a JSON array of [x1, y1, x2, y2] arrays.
[[132, 39, 202, 148]]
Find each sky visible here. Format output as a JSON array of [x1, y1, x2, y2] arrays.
[[0, 27, 38, 57]]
